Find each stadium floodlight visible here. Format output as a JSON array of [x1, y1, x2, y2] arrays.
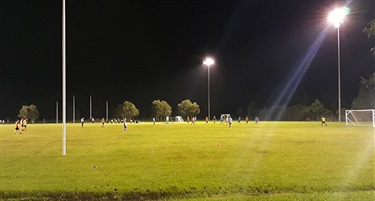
[[328, 7, 348, 122], [203, 58, 214, 66], [203, 57, 215, 120], [328, 8, 347, 27]]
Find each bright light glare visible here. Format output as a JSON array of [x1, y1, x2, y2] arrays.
[[328, 7, 348, 28], [203, 58, 214, 66]]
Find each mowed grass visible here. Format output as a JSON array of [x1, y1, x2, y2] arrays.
[[0, 121, 374, 200]]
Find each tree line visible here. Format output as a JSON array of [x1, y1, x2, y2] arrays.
[[104, 99, 201, 121], [240, 73, 375, 121], [13, 99, 198, 123], [14, 71, 373, 123]]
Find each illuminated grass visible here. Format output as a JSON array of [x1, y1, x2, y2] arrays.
[[0, 122, 374, 200]]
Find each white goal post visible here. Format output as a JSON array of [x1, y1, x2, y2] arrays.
[[345, 109, 375, 127]]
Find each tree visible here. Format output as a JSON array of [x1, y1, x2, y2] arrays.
[[237, 107, 244, 118], [259, 105, 287, 121], [284, 104, 308, 121], [177, 99, 200, 118], [161, 100, 172, 118], [363, 19, 375, 55], [18, 104, 40, 123], [360, 72, 375, 89], [246, 101, 259, 119], [18, 106, 28, 119], [304, 99, 330, 121], [152, 100, 172, 121], [351, 72, 375, 109], [114, 101, 139, 120]]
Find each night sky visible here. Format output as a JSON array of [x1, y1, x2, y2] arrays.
[[0, 0, 374, 120]]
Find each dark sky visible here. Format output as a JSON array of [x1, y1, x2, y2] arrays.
[[0, 0, 374, 120]]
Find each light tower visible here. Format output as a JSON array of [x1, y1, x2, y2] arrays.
[[203, 57, 215, 120], [328, 7, 349, 122]]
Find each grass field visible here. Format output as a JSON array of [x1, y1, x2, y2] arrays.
[[0, 121, 374, 200]]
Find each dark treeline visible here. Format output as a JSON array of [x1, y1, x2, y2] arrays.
[[5, 72, 374, 123]]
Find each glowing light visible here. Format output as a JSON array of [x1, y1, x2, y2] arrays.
[[203, 58, 214, 66], [328, 7, 348, 28]]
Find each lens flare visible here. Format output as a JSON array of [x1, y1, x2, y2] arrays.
[[265, 27, 330, 120]]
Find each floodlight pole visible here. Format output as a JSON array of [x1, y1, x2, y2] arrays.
[[207, 64, 211, 120], [337, 26, 341, 122], [62, 0, 67, 156], [203, 58, 214, 120], [56, 101, 58, 124], [73, 95, 75, 123], [106, 101, 109, 121], [90, 95, 92, 120], [328, 7, 347, 122]]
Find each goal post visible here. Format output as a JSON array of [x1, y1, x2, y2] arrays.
[[345, 109, 375, 127]]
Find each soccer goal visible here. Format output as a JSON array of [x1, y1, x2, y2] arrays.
[[345, 109, 375, 127], [167, 116, 184, 122], [175, 116, 184, 122]]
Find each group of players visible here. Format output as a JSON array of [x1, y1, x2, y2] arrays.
[[11, 115, 261, 133], [14, 118, 27, 134], [186, 115, 261, 128], [11, 115, 325, 135]]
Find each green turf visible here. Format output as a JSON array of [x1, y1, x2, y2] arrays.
[[0, 121, 374, 200]]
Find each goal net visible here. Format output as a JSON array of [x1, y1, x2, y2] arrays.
[[345, 109, 375, 127], [167, 116, 184, 122]]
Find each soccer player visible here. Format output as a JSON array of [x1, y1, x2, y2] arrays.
[[213, 116, 216, 124], [22, 118, 27, 132], [238, 117, 241, 123], [228, 116, 233, 128], [123, 118, 127, 132], [101, 118, 105, 127], [20, 118, 24, 130], [255, 117, 259, 124], [14, 120, 20, 134], [245, 116, 249, 124], [205, 116, 208, 124], [321, 116, 327, 126], [81, 117, 85, 127], [152, 117, 156, 125]]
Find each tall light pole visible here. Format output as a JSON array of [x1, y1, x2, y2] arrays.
[[106, 101, 109, 122], [73, 95, 75, 123], [328, 7, 348, 122], [62, 0, 67, 156], [90, 95, 92, 120], [203, 57, 214, 120], [56, 101, 59, 124]]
